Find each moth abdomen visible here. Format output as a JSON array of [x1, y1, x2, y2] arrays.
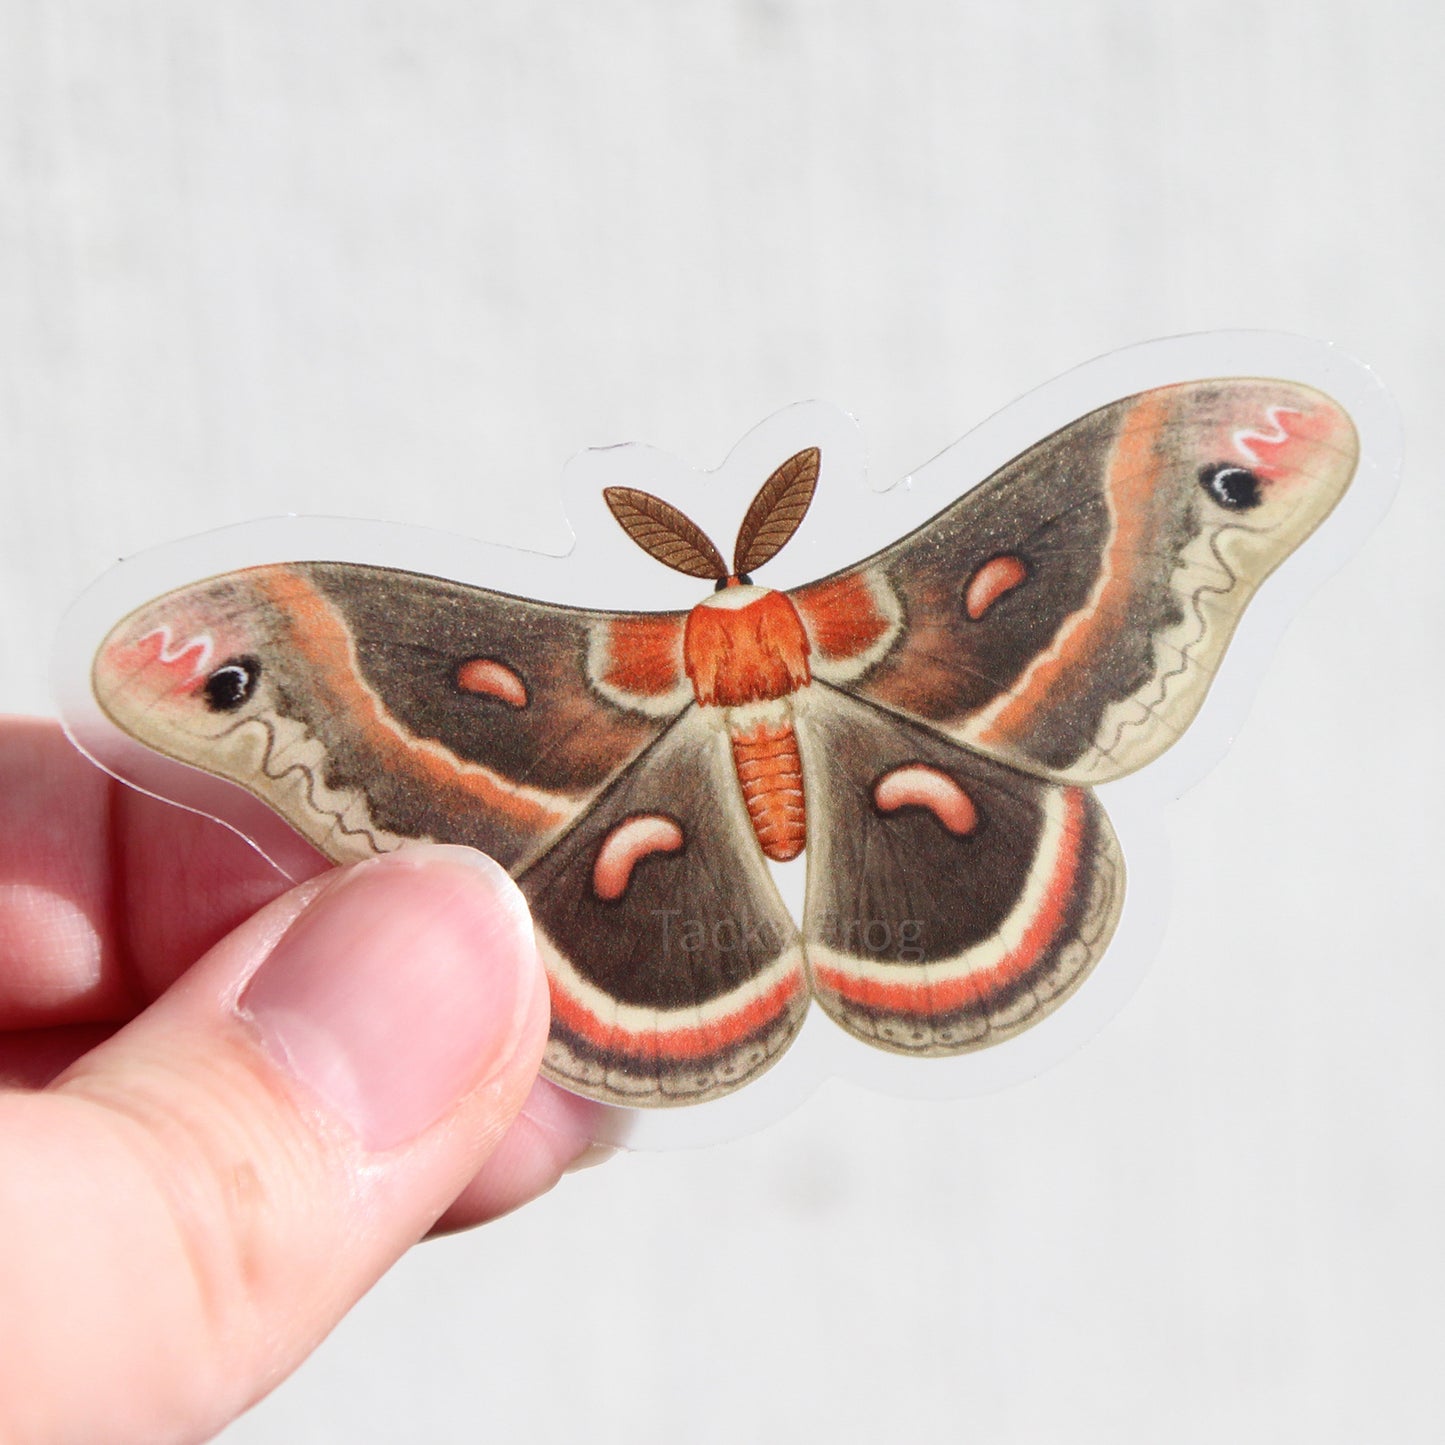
[[730, 718, 806, 862]]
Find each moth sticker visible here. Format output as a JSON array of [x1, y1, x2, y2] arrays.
[[90, 378, 1360, 1107]]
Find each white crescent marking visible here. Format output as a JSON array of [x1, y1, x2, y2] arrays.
[[874, 764, 978, 834], [592, 813, 684, 901]]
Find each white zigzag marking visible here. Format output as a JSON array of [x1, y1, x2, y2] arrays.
[[138, 626, 214, 682], [1231, 406, 1301, 468]]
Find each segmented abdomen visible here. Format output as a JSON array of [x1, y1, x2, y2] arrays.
[[731, 721, 806, 862]]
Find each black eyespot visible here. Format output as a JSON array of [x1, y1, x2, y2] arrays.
[[1198, 462, 1264, 512], [203, 656, 261, 712], [736, 573, 753, 586], [714, 577, 729, 592]]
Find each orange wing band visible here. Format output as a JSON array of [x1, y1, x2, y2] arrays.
[[548, 969, 805, 1063]]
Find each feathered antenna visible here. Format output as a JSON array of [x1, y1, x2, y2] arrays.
[[732, 448, 820, 576], [602, 488, 729, 581], [604, 447, 820, 582]]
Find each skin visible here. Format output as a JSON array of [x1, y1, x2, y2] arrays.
[[0, 717, 605, 1445]]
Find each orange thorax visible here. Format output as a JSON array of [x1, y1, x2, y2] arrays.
[[681, 586, 812, 708]]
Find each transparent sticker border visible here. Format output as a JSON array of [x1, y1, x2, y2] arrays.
[[53, 331, 1401, 1151]]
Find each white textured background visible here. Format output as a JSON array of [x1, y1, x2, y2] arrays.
[[3, 3, 1442, 1442]]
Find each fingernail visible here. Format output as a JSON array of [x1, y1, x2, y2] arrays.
[[239, 846, 538, 1151], [563, 1142, 620, 1174]]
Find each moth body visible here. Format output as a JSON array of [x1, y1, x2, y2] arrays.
[[684, 584, 811, 861]]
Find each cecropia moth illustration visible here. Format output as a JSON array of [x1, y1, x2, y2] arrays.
[[90, 378, 1359, 1107]]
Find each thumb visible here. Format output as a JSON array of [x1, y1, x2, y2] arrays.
[[0, 845, 551, 1445]]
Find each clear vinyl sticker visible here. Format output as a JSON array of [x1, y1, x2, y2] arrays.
[[54, 333, 1400, 1151]]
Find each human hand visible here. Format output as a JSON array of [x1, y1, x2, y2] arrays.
[[0, 717, 602, 1444]]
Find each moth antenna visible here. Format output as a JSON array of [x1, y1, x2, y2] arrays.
[[603, 487, 729, 581], [732, 448, 820, 576]]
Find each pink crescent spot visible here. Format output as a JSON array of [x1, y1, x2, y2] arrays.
[[963, 554, 1028, 620], [592, 814, 685, 901], [874, 765, 978, 835], [456, 657, 528, 708]]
